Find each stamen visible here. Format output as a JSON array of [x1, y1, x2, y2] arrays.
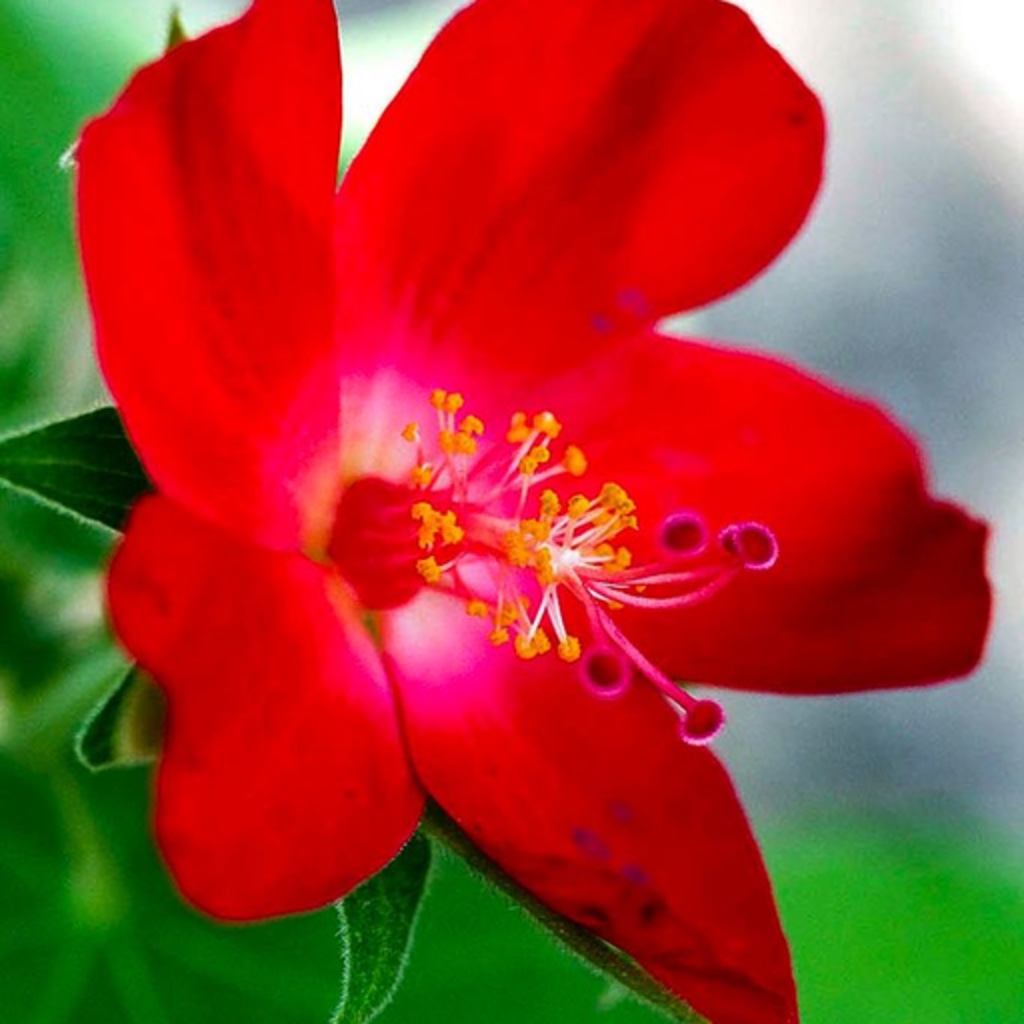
[[506, 412, 531, 443], [416, 556, 442, 584], [563, 445, 588, 477], [460, 414, 485, 437], [362, 387, 782, 748], [411, 464, 434, 488], [540, 489, 561, 518], [558, 636, 582, 663], [567, 495, 591, 519], [532, 411, 562, 439]]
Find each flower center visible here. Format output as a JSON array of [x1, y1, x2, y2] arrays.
[[328, 388, 778, 745], [327, 476, 427, 610]]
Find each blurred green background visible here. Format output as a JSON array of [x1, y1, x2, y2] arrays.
[[1, 0, 1022, 1022]]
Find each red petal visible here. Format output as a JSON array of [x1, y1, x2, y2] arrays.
[[544, 334, 992, 693], [78, 0, 342, 551], [108, 496, 424, 919], [384, 594, 797, 1024], [335, 0, 823, 381]]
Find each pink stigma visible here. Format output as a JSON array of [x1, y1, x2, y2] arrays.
[[719, 522, 778, 570], [678, 699, 726, 746], [659, 511, 709, 556], [580, 647, 632, 699]]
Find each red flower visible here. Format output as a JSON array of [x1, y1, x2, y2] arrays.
[[75, 1, 991, 1022]]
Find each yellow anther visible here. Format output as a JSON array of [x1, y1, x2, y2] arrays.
[[459, 414, 484, 436], [518, 455, 539, 476], [535, 547, 555, 586], [490, 627, 510, 646], [539, 490, 561, 518], [528, 445, 551, 465], [496, 603, 519, 628], [621, 514, 638, 531], [558, 636, 582, 663], [521, 518, 552, 542], [453, 433, 478, 456], [533, 628, 552, 654], [443, 392, 464, 414], [410, 464, 434, 488], [502, 530, 531, 568], [563, 445, 588, 477], [596, 543, 633, 567], [438, 511, 465, 545], [416, 557, 442, 584], [401, 422, 420, 443], [412, 501, 443, 548], [506, 412, 530, 443], [439, 429, 457, 454], [430, 389, 448, 410], [532, 411, 562, 439], [567, 494, 591, 519], [599, 482, 622, 506], [513, 633, 538, 660], [466, 599, 489, 618], [599, 482, 636, 514]]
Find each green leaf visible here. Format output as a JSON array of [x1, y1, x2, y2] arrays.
[[422, 804, 704, 1023], [75, 668, 165, 772], [0, 754, 342, 1024], [334, 832, 432, 1024], [0, 406, 150, 531]]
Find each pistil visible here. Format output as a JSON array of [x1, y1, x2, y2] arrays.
[[334, 388, 779, 745]]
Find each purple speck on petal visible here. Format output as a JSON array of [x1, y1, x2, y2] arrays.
[[590, 313, 614, 334], [608, 800, 634, 824], [621, 864, 649, 885], [617, 287, 651, 318], [571, 826, 611, 861]]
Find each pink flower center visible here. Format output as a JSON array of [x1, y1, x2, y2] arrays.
[[328, 388, 778, 744]]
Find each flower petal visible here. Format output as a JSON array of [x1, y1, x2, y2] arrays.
[[335, 0, 823, 381], [108, 496, 424, 919], [541, 333, 992, 693], [384, 594, 797, 1024], [78, 0, 343, 550]]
